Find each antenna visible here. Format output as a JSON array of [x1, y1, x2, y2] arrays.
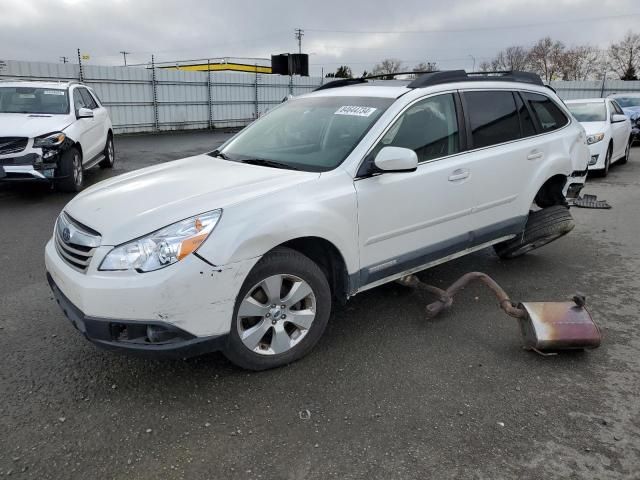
[[294, 28, 304, 54]]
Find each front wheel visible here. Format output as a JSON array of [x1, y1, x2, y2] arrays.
[[494, 206, 575, 259], [223, 247, 331, 370], [55, 146, 84, 193]]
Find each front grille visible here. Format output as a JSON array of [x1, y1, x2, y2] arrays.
[[54, 213, 101, 273], [0, 153, 38, 166], [0, 137, 28, 155]]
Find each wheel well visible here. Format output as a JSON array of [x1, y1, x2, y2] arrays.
[[107, 129, 113, 139], [278, 237, 349, 304], [534, 174, 568, 208]]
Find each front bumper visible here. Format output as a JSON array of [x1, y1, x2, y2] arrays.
[[47, 273, 227, 358], [0, 143, 63, 181], [586, 141, 608, 171], [45, 238, 259, 340]]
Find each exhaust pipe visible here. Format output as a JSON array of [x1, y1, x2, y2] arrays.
[[397, 272, 601, 354]]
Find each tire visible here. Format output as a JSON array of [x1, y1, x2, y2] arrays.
[[99, 133, 115, 168], [54, 146, 84, 193], [618, 138, 631, 165], [223, 247, 331, 371], [493, 206, 575, 259]]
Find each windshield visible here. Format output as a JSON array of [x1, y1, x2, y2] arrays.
[[612, 96, 640, 108], [567, 102, 606, 122], [0, 87, 70, 114], [219, 96, 393, 172]]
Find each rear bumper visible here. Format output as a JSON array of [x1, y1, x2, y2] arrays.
[[47, 272, 228, 358]]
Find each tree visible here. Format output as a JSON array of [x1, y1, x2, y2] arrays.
[[491, 46, 530, 71], [372, 58, 403, 76], [559, 45, 602, 81], [413, 61, 438, 73], [334, 65, 352, 78], [478, 60, 492, 72], [528, 37, 565, 82], [608, 32, 640, 80]]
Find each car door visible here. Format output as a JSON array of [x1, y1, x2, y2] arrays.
[[86, 88, 109, 148], [609, 100, 628, 158], [354, 92, 479, 287], [75, 87, 102, 161], [456, 89, 546, 244]]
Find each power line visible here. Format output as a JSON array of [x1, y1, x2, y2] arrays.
[[306, 12, 640, 35], [294, 28, 304, 54]]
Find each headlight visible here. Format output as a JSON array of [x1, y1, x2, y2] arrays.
[[99, 210, 222, 272], [33, 131, 66, 148], [586, 133, 604, 145]]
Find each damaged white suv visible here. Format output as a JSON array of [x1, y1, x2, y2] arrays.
[[0, 80, 114, 191], [46, 70, 589, 370]]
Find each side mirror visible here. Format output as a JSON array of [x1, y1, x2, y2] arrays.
[[611, 113, 627, 123], [373, 146, 418, 173], [77, 107, 94, 119]]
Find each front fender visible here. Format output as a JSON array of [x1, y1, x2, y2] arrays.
[[196, 170, 360, 275]]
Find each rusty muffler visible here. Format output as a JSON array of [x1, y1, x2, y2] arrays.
[[397, 272, 601, 354]]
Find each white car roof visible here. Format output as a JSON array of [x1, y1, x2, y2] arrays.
[[0, 80, 75, 89], [565, 98, 605, 104]]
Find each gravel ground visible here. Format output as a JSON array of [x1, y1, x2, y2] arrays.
[[0, 131, 638, 479]]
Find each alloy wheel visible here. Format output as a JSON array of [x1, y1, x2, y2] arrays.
[[73, 153, 83, 186], [237, 274, 317, 355]]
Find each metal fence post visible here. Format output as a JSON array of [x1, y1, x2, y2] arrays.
[[288, 75, 293, 95], [207, 59, 213, 129], [254, 64, 259, 119], [77, 48, 84, 82], [151, 55, 159, 131]]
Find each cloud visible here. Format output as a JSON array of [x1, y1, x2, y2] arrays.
[[0, 0, 638, 75]]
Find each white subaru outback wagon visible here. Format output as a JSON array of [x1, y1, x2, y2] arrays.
[[0, 80, 114, 191], [46, 70, 589, 370]]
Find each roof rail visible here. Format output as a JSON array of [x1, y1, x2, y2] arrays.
[[314, 78, 368, 91], [408, 70, 543, 88], [313, 70, 544, 92]]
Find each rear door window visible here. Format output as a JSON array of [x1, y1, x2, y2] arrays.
[[522, 92, 568, 133], [515, 93, 536, 137], [464, 91, 520, 148]]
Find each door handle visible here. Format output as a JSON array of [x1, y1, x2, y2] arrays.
[[448, 169, 470, 181], [527, 151, 544, 161]]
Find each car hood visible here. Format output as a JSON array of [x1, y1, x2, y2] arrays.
[[622, 106, 640, 117], [64, 154, 320, 245], [0, 113, 73, 138], [580, 121, 607, 135]]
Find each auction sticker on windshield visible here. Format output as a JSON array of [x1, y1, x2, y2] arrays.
[[335, 106, 377, 117]]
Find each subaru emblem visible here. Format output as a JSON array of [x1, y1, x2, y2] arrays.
[[62, 227, 71, 243]]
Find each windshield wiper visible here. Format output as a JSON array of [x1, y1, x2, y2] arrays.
[[239, 158, 300, 171], [209, 149, 230, 160]]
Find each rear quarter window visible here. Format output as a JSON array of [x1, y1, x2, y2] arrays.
[[522, 92, 568, 133]]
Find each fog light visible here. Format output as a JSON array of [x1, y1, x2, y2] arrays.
[[589, 155, 599, 166], [146, 325, 179, 343]]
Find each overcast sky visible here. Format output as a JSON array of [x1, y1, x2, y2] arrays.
[[1, 0, 639, 76]]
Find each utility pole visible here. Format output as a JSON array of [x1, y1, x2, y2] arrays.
[[120, 51, 130, 67], [294, 28, 304, 54], [60, 56, 69, 64], [468, 54, 476, 72]]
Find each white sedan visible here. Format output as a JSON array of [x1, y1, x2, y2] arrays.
[[566, 98, 632, 176]]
